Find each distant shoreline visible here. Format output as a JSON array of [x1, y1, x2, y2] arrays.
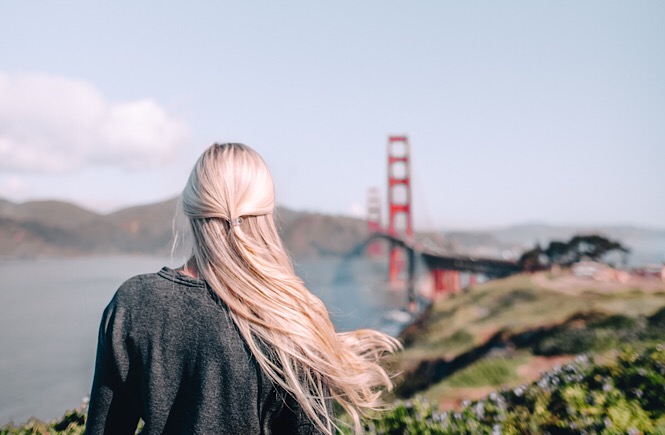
[[2, 196, 664, 266]]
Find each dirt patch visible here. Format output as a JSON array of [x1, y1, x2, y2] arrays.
[[516, 355, 574, 380], [437, 355, 575, 410], [439, 387, 496, 410]]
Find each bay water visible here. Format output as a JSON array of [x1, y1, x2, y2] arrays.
[[0, 255, 409, 424]]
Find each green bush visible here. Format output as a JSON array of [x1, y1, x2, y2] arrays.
[[533, 327, 597, 356], [352, 345, 665, 434], [1, 409, 86, 435], [532, 311, 664, 357], [590, 314, 638, 330], [0, 410, 144, 435], [648, 307, 665, 334]]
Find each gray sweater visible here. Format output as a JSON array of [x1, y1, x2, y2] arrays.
[[86, 267, 324, 434]]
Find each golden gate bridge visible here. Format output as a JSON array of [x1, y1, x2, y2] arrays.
[[355, 136, 524, 308]]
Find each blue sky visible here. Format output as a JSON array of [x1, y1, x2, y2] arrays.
[[0, 1, 663, 229]]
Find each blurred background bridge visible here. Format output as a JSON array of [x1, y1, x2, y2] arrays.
[[356, 136, 524, 307]]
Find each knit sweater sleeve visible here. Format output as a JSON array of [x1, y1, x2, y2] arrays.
[[85, 296, 140, 434], [271, 393, 323, 435]]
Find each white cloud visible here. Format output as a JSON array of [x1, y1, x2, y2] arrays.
[[0, 71, 189, 172]]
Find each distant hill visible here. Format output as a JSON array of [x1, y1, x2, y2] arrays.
[[0, 199, 100, 230], [1, 197, 663, 265], [0, 197, 372, 260]]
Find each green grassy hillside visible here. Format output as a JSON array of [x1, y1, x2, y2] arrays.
[[394, 271, 665, 408]]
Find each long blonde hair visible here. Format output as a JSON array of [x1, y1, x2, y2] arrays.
[[180, 143, 400, 434]]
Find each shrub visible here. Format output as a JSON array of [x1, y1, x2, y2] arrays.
[[648, 307, 665, 331], [352, 345, 665, 434], [533, 327, 597, 356], [590, 314, 637, 330], [1, 409, 86, 435]]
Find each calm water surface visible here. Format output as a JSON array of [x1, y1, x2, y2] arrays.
[[0, 255, 408, 423]]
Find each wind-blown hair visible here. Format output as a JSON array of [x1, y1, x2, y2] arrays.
[[180, 143, 400, 434]]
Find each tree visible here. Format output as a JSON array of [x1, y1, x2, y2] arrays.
[[519, 234, 631, 271], [566, 234, 629, 263], [544, 240, 571, 265], [518, 243, 546, 272]]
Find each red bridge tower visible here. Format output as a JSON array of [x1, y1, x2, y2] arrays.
[[387, 136, 413, 284]]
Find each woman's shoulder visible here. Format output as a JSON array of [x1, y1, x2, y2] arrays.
[[110, 267, 202, 306], [112, 270, 159, 300], [108, 267, 232, 326]]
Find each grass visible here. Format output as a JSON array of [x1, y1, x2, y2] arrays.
[[422, 353, 530, 404], [403, 273, 665, 356], [400, 278, 558, 361], [395, 271, 665, 406], [446, 355, 526, 388], [434, 328, 474, 354]]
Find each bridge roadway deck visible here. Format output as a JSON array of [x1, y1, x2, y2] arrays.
[[362, 232, 522, 277], [419, 251, 521, 277]]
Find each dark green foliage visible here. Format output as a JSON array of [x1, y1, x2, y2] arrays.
[[590, 313, 637, 330], [649, 307, 665, 331], [0, 410, 145, 435], [52, 410, 85, 432], [1, 409, 86, 435], [348, 345, 665, 434], [534, 327, 597, 356], [519, 233, 630, 269], [532, 311, 665, 357], [544, 240, 571, 265], [517, 245, 544, 271], [395, 358, 449, 398], [567, 234, 629, 262]]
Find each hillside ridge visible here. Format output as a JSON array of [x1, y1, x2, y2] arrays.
[[1, 197, 663, 264]]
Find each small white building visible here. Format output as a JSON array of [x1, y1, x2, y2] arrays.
[[572, 260, 629, 283]]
